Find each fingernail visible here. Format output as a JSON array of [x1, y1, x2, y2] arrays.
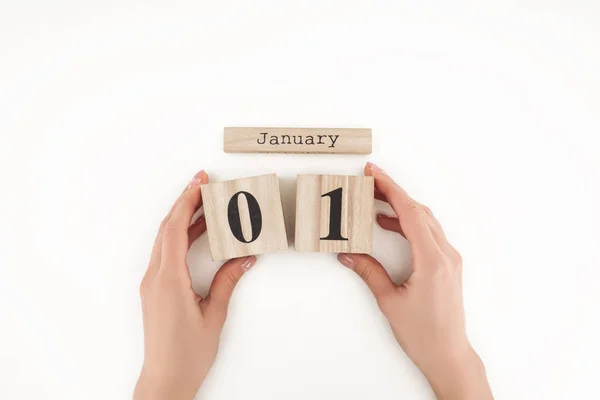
[[187, 170, 206, 189], [241, 256, 256, 272], [193, 214, 205, 225], [198, 171, 208, 184], [367, 162, 386, 175], [337, 253, 354, 268]]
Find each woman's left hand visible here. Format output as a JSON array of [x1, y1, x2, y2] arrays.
[[134, 170, 256, 400]]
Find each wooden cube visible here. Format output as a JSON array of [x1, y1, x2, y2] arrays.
[[295, 175, 374, 253], [201, 174, 288, 261]]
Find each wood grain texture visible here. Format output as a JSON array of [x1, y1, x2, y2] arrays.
[[201, 174, 288, 261], [294, 175, 374, 253], [224, 127, 372, 154]]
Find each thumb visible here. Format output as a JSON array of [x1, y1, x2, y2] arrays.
[[203, 256, 257, 323], [337, 253, 396, 301]]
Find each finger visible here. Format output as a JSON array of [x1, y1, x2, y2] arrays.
[[203, 256, 257, 323], [188, 215, 207, 249], [144, 215, 170, 283], [337, 253, 396, 301], [421, 209, 461, 263], [421, 206, 452, 245], [145, 172, 208, 283], [382, 202, 448, 245], [365, 162, 438, 254], [378, 207, 450, 256], [151, 171, 207, 263], [424, 208, 447, 243], [376, 214, 405, 237], [144, 194, 182, 283], [161, 170, 209, 269], [374, 187, 387, 202]]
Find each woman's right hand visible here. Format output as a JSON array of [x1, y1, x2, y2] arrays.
[[337, 162, 493, 400]]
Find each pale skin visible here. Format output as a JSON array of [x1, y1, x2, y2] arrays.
[[135, 163, 493, 400]]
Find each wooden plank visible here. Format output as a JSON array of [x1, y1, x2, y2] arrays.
[[201, 174, 288, 261], [224, 127, 372, 154], [295, 174, 374, 253]]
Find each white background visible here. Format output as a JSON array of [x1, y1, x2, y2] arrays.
[[1, 1, 599, 399]]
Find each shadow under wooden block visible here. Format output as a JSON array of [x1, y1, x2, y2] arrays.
[[201, 174, 288, 261], [295, 175, 374, 253]]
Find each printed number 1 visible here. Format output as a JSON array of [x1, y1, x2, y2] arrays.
[[320, 187, 348, 241]]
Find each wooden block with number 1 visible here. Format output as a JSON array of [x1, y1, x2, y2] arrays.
[[295, 175, 374, 253], [201, 174, 288, 261]]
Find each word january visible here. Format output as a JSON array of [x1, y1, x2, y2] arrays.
[[257, 132, 340, 148]]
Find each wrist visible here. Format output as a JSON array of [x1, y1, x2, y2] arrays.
[[134, 370, 196, 400], [421, 345, 493, 400]]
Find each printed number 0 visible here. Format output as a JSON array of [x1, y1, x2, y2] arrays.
[[320, 187, 348, 241], [227, 191, 262, 243]]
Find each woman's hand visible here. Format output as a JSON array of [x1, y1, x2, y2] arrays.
[[337, 162, 493, 400], [134, 170, 256, 400]]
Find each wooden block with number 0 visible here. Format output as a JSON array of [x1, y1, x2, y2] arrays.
[[295, 175, 374, 253], [201, 174, 288, 261]]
